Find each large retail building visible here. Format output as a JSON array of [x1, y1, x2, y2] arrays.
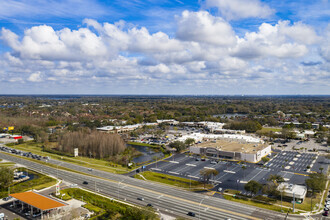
[[189, 139, 271, 163]]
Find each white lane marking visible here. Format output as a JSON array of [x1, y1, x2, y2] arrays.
[[168, 171, 179, 175], [186, 164, 196, 167], [169, 161, 179, 164], [204, 167, 216, 170], [223, 170, 236, 174]]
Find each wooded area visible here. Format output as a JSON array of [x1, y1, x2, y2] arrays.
[[58, 130, 126, 159]]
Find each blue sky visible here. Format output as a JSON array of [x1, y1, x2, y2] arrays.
[[0, 0, 329, 95]]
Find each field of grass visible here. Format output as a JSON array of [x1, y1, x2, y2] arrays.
[[135, 171, 213, 190], [56, 188, 159, 220], [0, 162, 15, 167], [258, 127, 282, 132], [7, 141, 130, 174], [0, 168, 57, 198], [223, 194, 291, 213]]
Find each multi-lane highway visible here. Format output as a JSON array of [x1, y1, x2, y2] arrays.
[[0, 151, 295, 220]]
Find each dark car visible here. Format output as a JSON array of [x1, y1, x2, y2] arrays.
[[187, 212, 196, 217], [83, 181, 88, 185], [146, 204, 153, 207], [323, 211, 328, 216]]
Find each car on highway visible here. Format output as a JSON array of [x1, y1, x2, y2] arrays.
[[137, 197, 144, 201], [146, 204, 153, 207], [323, 211, 328, 216], [88, 168, 93, 171], [187, 212, 196, 217], [83, 181, 88, 185]]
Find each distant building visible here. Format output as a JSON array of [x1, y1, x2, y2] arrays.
[[189, 139, 271, 163], [277, 183, 307, 202]]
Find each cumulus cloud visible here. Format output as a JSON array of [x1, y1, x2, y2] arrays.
[[231, 21, 319, 59], [204, 0, 274, 20], [0, 10, 328, 95], [28, 72, 43, 82], [176, 10, 236, 46]]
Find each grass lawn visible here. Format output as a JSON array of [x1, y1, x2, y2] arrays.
[[0, 168, 57, 198], [135, 171, 213, 190], [7, 141, 130, 174], [259, 127, 282, 132], [223, 194, 291, 213], [56, 188, 159, 220], [0, 162, 15, 167]]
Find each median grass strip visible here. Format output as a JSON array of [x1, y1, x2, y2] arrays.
[[55, 188, 159, 220], [134, 171, 213, 190], [6, 141, 129, 174], [0, 162, 15, 167]]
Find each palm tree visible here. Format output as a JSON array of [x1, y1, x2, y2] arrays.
[[319, 167, 324, 173], [200, 168, 219, 188], [267, 174, 284, 186], [242, 165, 247, 179]]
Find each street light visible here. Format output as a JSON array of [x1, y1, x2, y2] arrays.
[[198, 198, 205, 220], [186, 172, 191, 189], [56, 162, 63, 179]]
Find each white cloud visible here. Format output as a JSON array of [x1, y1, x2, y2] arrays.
[[0, 13, 328, 95], [231, 21, 317, 59], [204, 0, 274, 20], [176, 10, 236, 46], [28, 72, 43, 82]]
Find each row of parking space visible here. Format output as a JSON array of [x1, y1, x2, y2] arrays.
[[148, 153, 312, 193], [266, 152, 317, 173]]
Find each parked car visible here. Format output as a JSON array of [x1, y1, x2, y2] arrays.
[[323, 211, 328, 216], [187, 212, 196, 217]]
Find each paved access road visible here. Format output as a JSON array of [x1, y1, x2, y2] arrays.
[[0, 152, 290, 220]]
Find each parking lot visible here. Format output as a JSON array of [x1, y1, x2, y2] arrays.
[[265, 151, 317, 173], [145, 151, 328, 194]]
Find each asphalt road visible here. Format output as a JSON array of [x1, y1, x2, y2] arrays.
[[0, 151, 292, 220]]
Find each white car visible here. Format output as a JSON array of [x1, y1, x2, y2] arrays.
[[218, 187, 222, 192]]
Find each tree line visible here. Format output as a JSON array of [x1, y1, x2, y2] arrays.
[[57, 130, 126, 159]]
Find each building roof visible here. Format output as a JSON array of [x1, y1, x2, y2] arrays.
[[277, 183, 307, 199], [178, 133, 261, 144], [193, 139, 269, 153], [9, 191, 67, 211]]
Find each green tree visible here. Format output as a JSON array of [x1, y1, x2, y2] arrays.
[[169, 141, 186, 152], [261, 157, 270, 163], [244, 180, 262, 196], [305, 173, 326, 194], [184, 138, 195, 146], [0, 167, 14, 190], [267, 174, 284, 186], [200, 168, 219, 188]]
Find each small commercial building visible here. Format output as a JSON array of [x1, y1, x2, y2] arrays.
[[189, 139, 271, 163], [9, 191, 67, 219], [277, 183, 307, 202]]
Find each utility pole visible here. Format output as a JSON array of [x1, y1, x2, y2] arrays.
[[292, 192, 295, 213]]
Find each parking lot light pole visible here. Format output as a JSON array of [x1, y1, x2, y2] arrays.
[[198, 198, 205, 220]]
